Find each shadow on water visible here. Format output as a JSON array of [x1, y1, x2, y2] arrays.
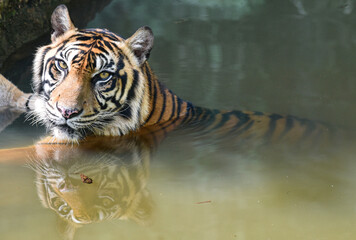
[[1, 0, 356, 240]]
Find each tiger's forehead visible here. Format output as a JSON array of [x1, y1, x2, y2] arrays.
[[53, 28, 127, 73], [74, 28, 124, 43]]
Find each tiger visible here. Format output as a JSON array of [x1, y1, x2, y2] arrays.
[[0, 4, 333, 146]]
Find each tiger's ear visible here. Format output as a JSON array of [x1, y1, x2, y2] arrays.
[[51, 4, 75, 42], [126, 26, 154, 66]]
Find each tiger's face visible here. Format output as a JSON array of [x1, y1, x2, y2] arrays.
[[31, 5, 153, 140]]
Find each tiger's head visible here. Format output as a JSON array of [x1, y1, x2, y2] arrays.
[[31, 5, 154, 140]]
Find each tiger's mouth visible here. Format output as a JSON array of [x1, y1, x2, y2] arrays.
[[47, 113, 104, 140]]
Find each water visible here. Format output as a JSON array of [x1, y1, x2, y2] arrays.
[[1, 0, 356, 239]]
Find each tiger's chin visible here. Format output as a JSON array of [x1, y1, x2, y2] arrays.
[[51, 125, 87, 141], [45, 113, 139, 141], [49, 121, 124, 141]]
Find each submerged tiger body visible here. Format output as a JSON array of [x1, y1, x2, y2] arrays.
[[0, 4, 333, 146]]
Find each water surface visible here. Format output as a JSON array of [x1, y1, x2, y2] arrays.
[[1, 1, 356, 240]]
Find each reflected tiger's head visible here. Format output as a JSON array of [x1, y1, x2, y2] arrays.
[[29, 137, 153, 239], [31, 5, 153, 140]]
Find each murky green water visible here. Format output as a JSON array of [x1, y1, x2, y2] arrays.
[[1, 0, 356, 239]]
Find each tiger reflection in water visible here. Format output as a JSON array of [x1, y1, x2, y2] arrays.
[[28, 134, 155, 239]]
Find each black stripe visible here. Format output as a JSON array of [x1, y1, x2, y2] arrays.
[[145, 65, 153, 96], [175, 98, 182, 120], [192, 107, 213, 128], [101, 117, 114, 124], [230, 111, 251, 132], [25, 94, 33, 111], [48, 64, 58, 80], [46, 109, 59, 118], [72, 55, 85, 65], [159, 97, 183, 132], [103, 40, 114, 52], [105, 60, 115, 69], [189, 102, 196, 117], [156, 89, 167, 123], [42, 91, 50, 100], [76, 118, 98, 124], [195, 109, 222, 132], [117, 72, 127, 101], [144, 71, 157, 123], [264, 114, 283, 140], [42, 79, 57, 88], [80, 29, 120, 41], [167, 97, 182, 126], [88, 52, 96, 69], [211, 112, 231, 130], [75, 36, 93, 41], [96, 52, 110, 65], [201, 109, 218, 129], [115, 70, 138, 119], [118, 104, 132, 119], [64, 48, 72, 59], [117, 57, 125, 71], [103, 33, 121, 42], [81, 111, 99, 119], [73, 43, 91, 48], [95, 94, 107, 109], [234, 120, 255, 136], [47, 102, 54, 110], [279, 116, 294, 139], [191, 107, 204, 123], [59, 51, 65, 59], [168, 93, 176, 121], [55, 40, 69, 53], [181, 101, 195, 125], [126, 70, 138, 101], [36, 47, 51, 93], [94, 45, 110, 54], [111, 88, 122, 109]]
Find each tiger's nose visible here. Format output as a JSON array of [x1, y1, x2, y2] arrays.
[[57, 104, 82, 119]]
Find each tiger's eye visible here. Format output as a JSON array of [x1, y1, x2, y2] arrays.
[[101, 196, 115, 207], [102, 198, 112, 207], [99, 72, 110, 80], [56, 59, 68, 70]]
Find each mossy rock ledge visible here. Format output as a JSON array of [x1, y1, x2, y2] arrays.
[[0, 0, 111, 68]]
